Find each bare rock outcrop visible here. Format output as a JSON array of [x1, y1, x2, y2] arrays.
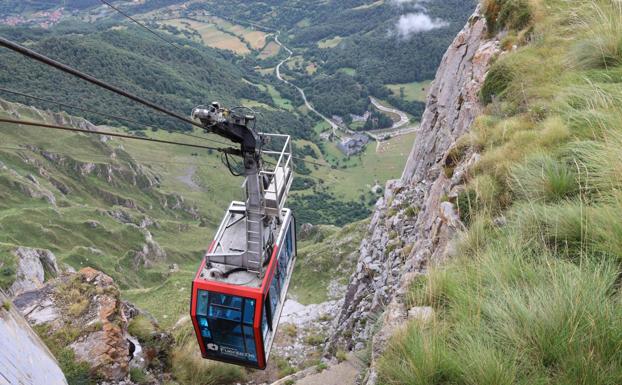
[[328, 7, 501, 384], [13, 268, 131, 381], [0, 289, 68, 385], [9, 247, 60, 296]]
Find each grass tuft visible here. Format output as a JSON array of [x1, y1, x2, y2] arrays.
[[510, 153, 578, 202], [570, 1, 622, 69]]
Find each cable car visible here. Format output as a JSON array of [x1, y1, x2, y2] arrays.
[[189, 103, 296, 369]]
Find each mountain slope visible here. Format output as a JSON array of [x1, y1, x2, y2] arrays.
[[0, 22, 310, 136], [0, 98, 240, 320], [324, 1, 622, 385]]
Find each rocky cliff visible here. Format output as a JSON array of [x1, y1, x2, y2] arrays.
[[0, 289, 67, 385], [327, 6, 501, 383]]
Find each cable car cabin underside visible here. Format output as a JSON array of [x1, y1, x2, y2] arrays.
[[191, 204, 296, 369]]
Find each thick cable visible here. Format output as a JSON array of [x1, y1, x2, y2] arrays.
[[0, 86, 232, 147], [0, 118, 238, 154]]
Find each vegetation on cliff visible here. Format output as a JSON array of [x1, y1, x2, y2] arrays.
[[379, 1, 622, 384]]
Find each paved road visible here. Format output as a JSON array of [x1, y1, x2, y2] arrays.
[[370, 96, 409, 129], [274, 35, 339, 135], [274, 36, 415, 145]]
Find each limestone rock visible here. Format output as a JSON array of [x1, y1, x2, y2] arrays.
[[328, 6, 501, 384], [408, 307, 434, 323], [9, 247, 59, 296], [0, 290, 68, 385], [13, 268, 133, 382], [133, 230, 167, 268]]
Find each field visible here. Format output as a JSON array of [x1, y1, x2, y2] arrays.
[[163, 18, 249, 54], [338, 67, 357, 76], [318, 36, 342, 48], [263, 84, 295, 111], [306, 63, 318, 75], [386, 80, 432, 102], [160, 15, 268, 55], [304, 132, 415, 200], [258, 41, 281, 59]]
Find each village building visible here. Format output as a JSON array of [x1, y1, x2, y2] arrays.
[[337, 133, 369, 156]]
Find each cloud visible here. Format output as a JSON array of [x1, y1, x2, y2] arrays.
[[394, 13, 448, 39], [389, 0, 429, 7]]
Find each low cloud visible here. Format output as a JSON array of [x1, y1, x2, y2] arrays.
[[394, 13, 448, 39], [389, 0, 429, 7]]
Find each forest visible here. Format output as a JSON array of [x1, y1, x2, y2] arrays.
[[0, 23, 314, 139], [190, 0, 477, 118]]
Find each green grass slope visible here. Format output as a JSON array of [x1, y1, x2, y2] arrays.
[[290, 220, 368, 305], [0, 98, 240, 327], [379, 1, 622, 384]]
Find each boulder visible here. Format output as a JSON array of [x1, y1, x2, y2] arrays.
[[407, 307, 434, 324], [9, 247, 59, 296]]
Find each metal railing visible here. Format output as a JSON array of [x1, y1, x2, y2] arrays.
[[259, 133, 293, 215]]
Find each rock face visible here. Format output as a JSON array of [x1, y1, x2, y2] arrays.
[[13, 268, 131, 381], [327, 7, 500, 384], [0, 289, 68, 385], [9, 247, 60, 296]]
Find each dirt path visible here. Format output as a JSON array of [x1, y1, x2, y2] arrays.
[[177, 165, 201, 191]]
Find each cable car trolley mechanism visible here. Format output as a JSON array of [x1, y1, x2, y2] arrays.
[[190, 102, 296, 369]]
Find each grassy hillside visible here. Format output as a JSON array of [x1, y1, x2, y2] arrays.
[[379, 1, 622, 384], [290, 220, 368, 305], [0, 22, 312, 136], [0, 99, 241, 327]]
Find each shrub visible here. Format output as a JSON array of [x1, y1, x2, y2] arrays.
[[56, 348, 96, 385], [128, 315, 156, 342], [172, 323, 245, 385], [568, 132, 622, 195], [336, 350, 348, 363], [68, 299, 89, 318], [456, 189, 477, 225], [404, 205, 419, 218], [483, 0, 533, 34], [172, 343, 245, 385], [480, 61, 515, 104], [304, 333, 325, 346], [129, 368, 148, 385], [274, 355, 296, 378], [378, 323, 454, 385], [281, 323, 298, 338]]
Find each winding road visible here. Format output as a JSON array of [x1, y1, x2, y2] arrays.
[[370, 96, 409, 129], [274, 35, 339, 136], [273, 35, 416, 147]]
